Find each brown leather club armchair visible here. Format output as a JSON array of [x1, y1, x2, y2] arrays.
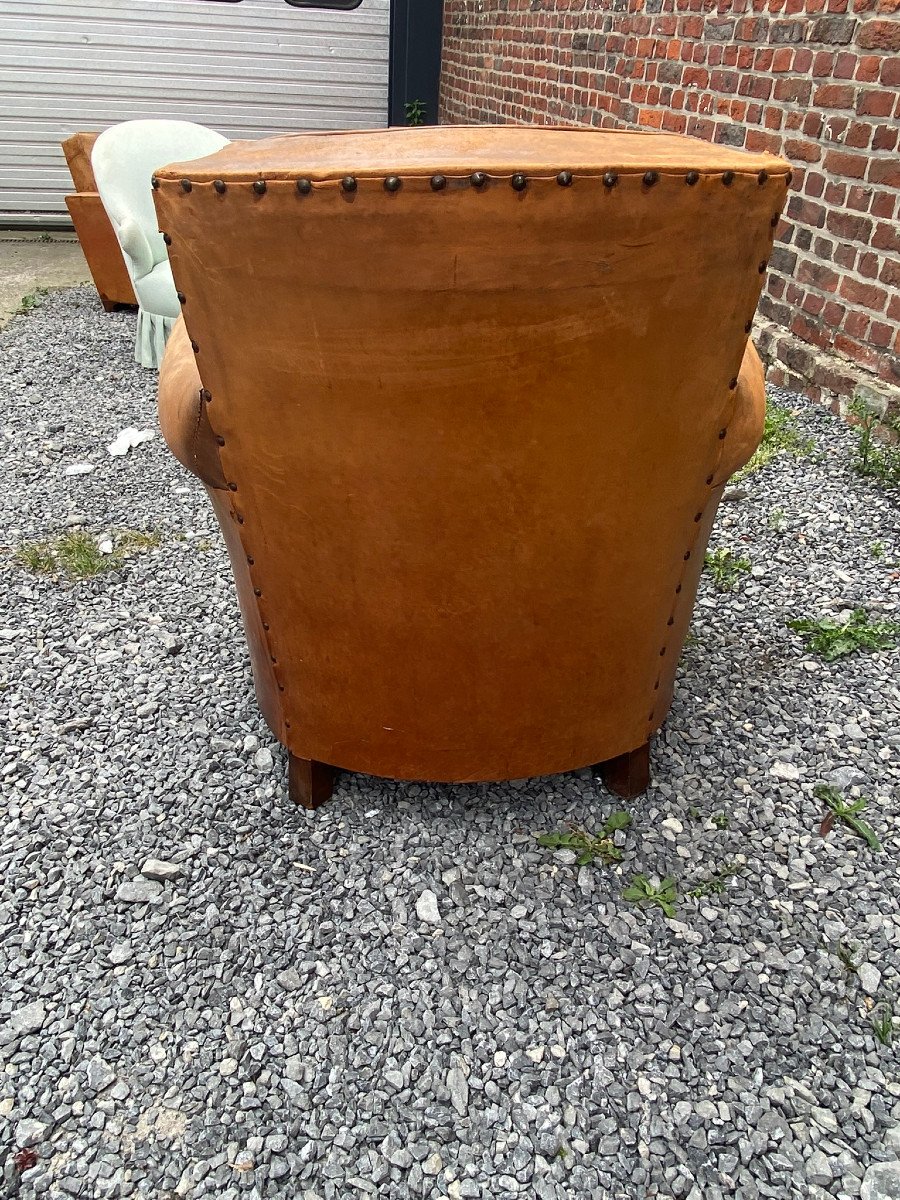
[[62, 133, 137, 311], [154, 126, 789, 808]]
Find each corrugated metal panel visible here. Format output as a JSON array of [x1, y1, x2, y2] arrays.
[[0, 0, 390, 225]]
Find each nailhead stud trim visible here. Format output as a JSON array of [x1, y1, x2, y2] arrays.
[[200, 388, 211, 403], [384, 175, 401, 193], [297, 178, 312, 195], [177, 292, 186, 305], [557, 170, 573, 187], [643, 170, 659, 187], [163, 234, 172, 246], [758, 170, 769, 185], [180, 179, 192, 193], [214, 179, 227, 194], [722, 171, 735, 186], [603, 171, 618, 189], [151, 177, 159, 190], [511, 172, 527, 191], [470, 171, 487, 188], [341, 176, 357, 193], [253, 180, 267, 195], [686, 171, 699, 186], [430, 174, 447, 191]]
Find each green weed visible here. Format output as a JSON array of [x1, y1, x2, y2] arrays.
[[788, 608, 900, 661], [685, 862, 742, 899], [14, 528, 161, 580], [15, 287, 48, 315], [404, 99, 427, 126], [814, 784, 881, 852], [622, 874, 678, 917], [872, 998, 895, 1047], [850, 397, 900, 489], [536, 811, 631, 866], [705, 548, 751, 592], [735, 402, 814, 480]]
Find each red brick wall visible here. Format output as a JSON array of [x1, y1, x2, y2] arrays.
[[439, 0, 900, 419]]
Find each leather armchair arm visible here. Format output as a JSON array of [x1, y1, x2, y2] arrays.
[[712, 339, 767, 486], [158, 317, 228, 490]]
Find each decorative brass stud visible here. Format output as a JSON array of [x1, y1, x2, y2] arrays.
[[759, 260, 768, 273], [471, 171, 487, 188], [668, 615, 675, 625], [770, 214, 780, 227], [722, 170, 735, 186], [228, 482, 238, 492], [384, 175, 401, 193], [511, 172, 527, 191], [200, 388, 211, 402], [253, 180, 267, 195], [162, 234, 172, 246], [216, 435, 225, 447], [557, 170, 573, 187], [254, 587, 262, 597], [297, 178, 312, 195], [191, 340, 200, 353], [603, 171, 618, 188], [744, 320, 752, 333], [675, 583, 683, 594], [758, 170, 768, 185], [214, 179, 226, 194], [151, 176, 159, 190], [235, 513, 244, 524], [706, 473, 714, 485], [180, 179, 192, 193], [247, 555, 254, 565], [177, 292, 186, 305], [341, 176, 357, 193], [643, 170, 659, 187], [430, 174, 447, 191], [660, 647, 667, 656], [786, 170, 793, 185], [729, 377, 738, 390], [686, 171, 699, 186], [683, 551, 691, 561], [719, 428, 727, 439]]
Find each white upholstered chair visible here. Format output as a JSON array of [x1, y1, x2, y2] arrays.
[[92, 120, 228, 368]]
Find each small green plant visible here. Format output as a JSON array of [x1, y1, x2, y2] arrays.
[[404, 99, 427, 126], [850, 397, 900, 489], [711, 812, 729, 830], [814, 784, 882, 852], [623, 874, 678, 917], [15, 287, 48, 315], [735, 402, 814, 480], [536, 811, 631, 866], [685, 861, 742, 899], [870, 540, 884, 560], [38, 231, 53, 243], [835, 941, 860, 976], [14, 528, 161, 580], [704, 548, 751, 592], [872, 997, 895, 1046], [768, 507, 786, 532], [789, 608, 900, 661]]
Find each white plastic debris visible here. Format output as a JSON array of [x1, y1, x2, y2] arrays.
[[64, 462, 94, 476], [98, 539, 114, 555], [108, 427, 154, 457]]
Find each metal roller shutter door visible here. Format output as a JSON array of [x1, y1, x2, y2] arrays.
[[0, 0, 390, 226]]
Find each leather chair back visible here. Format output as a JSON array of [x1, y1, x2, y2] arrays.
[[154, 126, 789, 783]]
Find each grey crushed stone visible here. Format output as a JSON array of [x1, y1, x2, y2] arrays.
[[0, 288, 898, 1199]]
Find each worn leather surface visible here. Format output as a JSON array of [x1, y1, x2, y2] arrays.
[[154, 125, 788, 782], [62, 132, 99, 193]]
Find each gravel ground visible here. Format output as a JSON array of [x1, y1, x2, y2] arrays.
[[1, 287, 899, 1200]]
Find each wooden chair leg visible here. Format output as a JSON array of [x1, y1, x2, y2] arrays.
[[288, 753, 335, 810], [595, 740, 651, 799]]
